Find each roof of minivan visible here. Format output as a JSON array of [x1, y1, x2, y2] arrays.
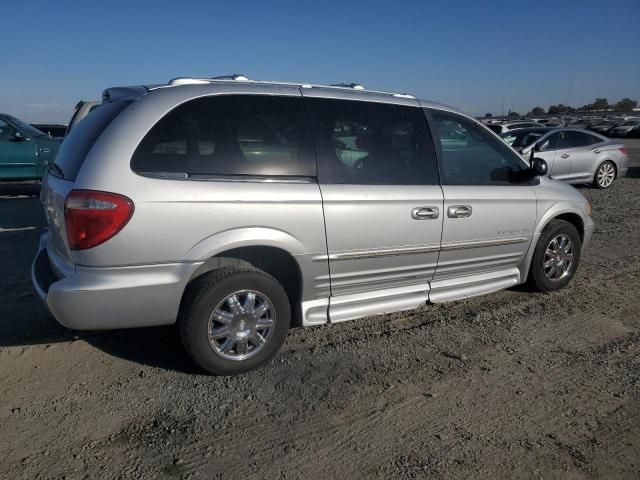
[[102, 77, 461, 114]]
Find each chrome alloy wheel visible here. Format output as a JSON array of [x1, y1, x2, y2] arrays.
[[597, 163, 615, 188], [543, 234, 574, 281], [207, 290, 276, 361]]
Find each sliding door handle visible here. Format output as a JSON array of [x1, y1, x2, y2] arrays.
[[412, 207, 439, 220], [447, 205, 472, 218]]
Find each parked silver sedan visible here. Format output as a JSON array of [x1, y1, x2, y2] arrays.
[[517, 128, 628, 188]]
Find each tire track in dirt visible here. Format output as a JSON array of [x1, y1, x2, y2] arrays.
[[161, 275, 638, 479]]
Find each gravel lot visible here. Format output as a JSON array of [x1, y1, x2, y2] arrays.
[[1, 140, 639, 479]]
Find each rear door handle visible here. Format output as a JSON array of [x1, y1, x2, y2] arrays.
[[447, 205, 472, 218], [561, 153, 570, 159], [411, 206, 439, 220]]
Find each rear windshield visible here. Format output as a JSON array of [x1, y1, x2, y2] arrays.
[[53, 100, 131, 180]]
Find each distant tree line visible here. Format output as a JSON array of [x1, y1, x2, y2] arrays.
[[524, 98, 638, 116]]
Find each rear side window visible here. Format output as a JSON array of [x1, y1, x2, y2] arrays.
[[305, 98, 439, 185], [0, 119, 14, 141], [430, 109, 528, 185], [131, 95, 316, 178], [539, 132, 561, 151], [558, 131, 599, 149], [53, 100, 131, 180], [584, 132, 603, 145]]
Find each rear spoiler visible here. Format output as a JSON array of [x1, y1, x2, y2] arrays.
[[101, 85, 149, 103]]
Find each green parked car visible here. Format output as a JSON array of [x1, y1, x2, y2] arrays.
[[0, 113, 62, 180]]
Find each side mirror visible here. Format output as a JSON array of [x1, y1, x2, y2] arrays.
[[10, 131, 29, 142], [531, 158, 548, 177]]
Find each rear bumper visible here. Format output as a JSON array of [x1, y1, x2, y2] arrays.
[[32, 233, 203, 330]]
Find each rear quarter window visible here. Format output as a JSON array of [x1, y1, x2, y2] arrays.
[[131, 95, 316, 178], [53, 100, 132, 180]]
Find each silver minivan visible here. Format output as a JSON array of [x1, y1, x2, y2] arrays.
[[32, 76, 594, 375]]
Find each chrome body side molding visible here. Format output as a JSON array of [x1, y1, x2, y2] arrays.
[[327, 244, 441, 261], [321, 237, 530, 262], [440, 237, 529, 251]]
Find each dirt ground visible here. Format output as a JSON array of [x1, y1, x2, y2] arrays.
[[1, 140, 639, 480]]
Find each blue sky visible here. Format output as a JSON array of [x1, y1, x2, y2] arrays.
[[2, 0, 639, 122]]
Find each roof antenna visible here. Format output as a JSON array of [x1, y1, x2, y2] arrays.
[[565, 76, 574, 110]]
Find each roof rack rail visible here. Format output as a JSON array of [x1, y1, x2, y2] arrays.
[[330, 82, 365, 90], [168, 77, 212, 86], [211, 74, 249, 81], [168, 74, 250, 86], [159, 77, 417, 99]]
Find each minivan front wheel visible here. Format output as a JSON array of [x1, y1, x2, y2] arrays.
[[528, 219, 582, 292], [179, 267, 291, 375]]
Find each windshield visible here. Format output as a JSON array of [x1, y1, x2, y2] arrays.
[[6, 115, 46, 137], [622, 121, 639, 126]]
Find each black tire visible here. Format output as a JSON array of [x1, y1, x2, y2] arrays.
[[593, 160, 616, 189], [528, 219, 582, 292], [179, 267, 291, 375]]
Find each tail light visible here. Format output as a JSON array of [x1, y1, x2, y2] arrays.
[[65, 190, 134, 250], [619, 147, 628, 156]]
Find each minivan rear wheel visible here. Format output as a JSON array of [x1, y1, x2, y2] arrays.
[[179, 267, 291, 375], [528, 219, 582, 292]]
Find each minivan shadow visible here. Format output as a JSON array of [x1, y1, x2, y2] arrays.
[[83, 326, 201, 374], [0, 305, 200, 374], [506, 283, 531, 293]]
